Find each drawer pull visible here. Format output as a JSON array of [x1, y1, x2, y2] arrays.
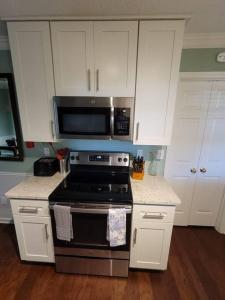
[[19, 207, 38, 214], [143, 212, 166, 219]]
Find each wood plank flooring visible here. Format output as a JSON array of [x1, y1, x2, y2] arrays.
[[0, 224, 224, 300]]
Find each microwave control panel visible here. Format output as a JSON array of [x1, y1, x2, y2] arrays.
[[114, 108, 130, 135]]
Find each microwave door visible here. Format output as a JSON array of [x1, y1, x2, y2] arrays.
[[56, 106, 112, 139]]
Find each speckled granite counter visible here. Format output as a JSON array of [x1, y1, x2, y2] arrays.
[[5, 172, 66, 200], [130, 175, 181, 206]]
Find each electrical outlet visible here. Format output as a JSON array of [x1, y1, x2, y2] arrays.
[[43, 147, 50, 157], [156, 149, 165, 160], [137, 149, 143, 157]]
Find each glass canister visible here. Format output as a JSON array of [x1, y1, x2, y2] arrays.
[[149, 152, 160, 176]]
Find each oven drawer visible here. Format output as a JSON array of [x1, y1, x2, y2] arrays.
[[55, 255, 129, 277], [133, 204, 175, 224], [10, 199, 50, 217]]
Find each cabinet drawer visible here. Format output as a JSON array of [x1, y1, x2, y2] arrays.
[[10, 199, 50, 217], [133, 205, 175, 224]]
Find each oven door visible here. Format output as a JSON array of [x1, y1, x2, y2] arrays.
[[54, 96, 112, 139], [50, 204, 132, 251]]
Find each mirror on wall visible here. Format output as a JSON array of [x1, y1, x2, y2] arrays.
[[0, 73, 23, 161]]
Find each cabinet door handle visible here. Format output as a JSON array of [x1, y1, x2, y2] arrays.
[[87, 69, 91, 91], [200, 168, 207, 173], [50, 120, 55, 140], [96, 69, 99, 91], [133, 228, 137, 246], [135, 122, 139, 141], [143, 212, 166, 219], [19, 207, 38, 214], [190, 168, 197, 174], [45, 224, 49, 240]]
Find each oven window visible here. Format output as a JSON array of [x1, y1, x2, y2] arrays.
[[50, 210, 131, 251], [58, 107, 111, 135]]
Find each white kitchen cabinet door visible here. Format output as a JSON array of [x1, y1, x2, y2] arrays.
[[189, 82, 225, 226], [94, 21, 138, 96], [7, 22, 55, 142], [13, 215, 54, 263], [165, 81, 212, 225], [51, 21, 94, 96], [134, 20, 184, 145], [130, 222, 173, 270]]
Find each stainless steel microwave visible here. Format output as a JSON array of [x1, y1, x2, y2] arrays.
[[53, 97, 134, 140]]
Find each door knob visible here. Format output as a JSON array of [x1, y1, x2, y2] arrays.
[[190, 168, 197, 173], [200, 168, 207, 173]]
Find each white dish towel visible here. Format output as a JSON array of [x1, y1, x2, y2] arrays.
[[53, 205, 74, 241], [107, 208, 126, 247]]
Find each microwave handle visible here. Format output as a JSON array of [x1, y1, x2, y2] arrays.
[[49, 205, 131, 215], [110, 106, 114, 136]]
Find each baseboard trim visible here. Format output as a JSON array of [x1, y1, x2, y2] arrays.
[[0, 217, 13, 224]]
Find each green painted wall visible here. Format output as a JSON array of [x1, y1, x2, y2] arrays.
[[180, 48, 225, 72]]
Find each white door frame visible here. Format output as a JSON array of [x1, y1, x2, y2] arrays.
[[167, 71, 225, 233]]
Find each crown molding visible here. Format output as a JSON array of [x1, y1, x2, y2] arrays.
[[1, 14, 191, 21], [183, 33, 225, 49], [0, 36, 9, 50]]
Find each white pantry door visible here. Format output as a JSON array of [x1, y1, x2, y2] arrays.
[[189, 81, 225, 226], [93, 21, 138, 97], [165, 81, 212, 225], [51, 21, 94, 96]]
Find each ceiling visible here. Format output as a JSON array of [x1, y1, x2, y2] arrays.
[[0, 0, 225, 34]]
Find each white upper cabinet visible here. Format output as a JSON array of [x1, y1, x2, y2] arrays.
[[94, 21, 138, 97], [51, 22, 94, 96], [7, 22, 56, 142], [134, 20, 185, 145], [51, 21, 138, 97]]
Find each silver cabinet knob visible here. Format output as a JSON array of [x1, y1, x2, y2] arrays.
[[200, 168, 207, 173], [190, 168, 197, 173]]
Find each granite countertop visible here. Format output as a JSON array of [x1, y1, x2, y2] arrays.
[[5, 172, 66, 200], [130, 175, 181, 206]]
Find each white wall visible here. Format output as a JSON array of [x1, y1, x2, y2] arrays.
[[0, 173, 27, 223]]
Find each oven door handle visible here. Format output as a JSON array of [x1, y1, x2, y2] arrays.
[[49, 205, 132, 215]]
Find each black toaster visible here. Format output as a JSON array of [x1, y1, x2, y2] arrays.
[[33, 157, 59, 176]]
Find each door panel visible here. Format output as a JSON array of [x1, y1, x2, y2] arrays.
[[94, 21, 138, 96], [189, 84, 225, 225], [7, 21, 55, 142], [134, 20, 184, 145], [51, 22, 94, 96], [130, 222, 173, 270], [14, 215, 54, 262], [165, 81, 212, 225]]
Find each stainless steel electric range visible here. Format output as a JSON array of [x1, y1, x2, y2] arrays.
[[49, 151, 132, 277]]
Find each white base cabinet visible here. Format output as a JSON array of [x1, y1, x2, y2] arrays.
[[10, 199, 54, 263], [130, 205, 175, 270]]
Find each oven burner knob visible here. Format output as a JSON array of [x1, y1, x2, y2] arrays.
[[75, 155, 80, 160], [123, 158, 128, 163], [70, 156, 75, 160], [118, 157, 122, 162]]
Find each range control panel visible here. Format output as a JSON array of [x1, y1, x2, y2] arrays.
[[70, 151, 130, 167]]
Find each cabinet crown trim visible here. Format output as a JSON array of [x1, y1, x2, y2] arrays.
[[2, 14, 191, 21]]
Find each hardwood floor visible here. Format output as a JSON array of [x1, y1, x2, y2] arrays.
[[0, 224, 224, 300]]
